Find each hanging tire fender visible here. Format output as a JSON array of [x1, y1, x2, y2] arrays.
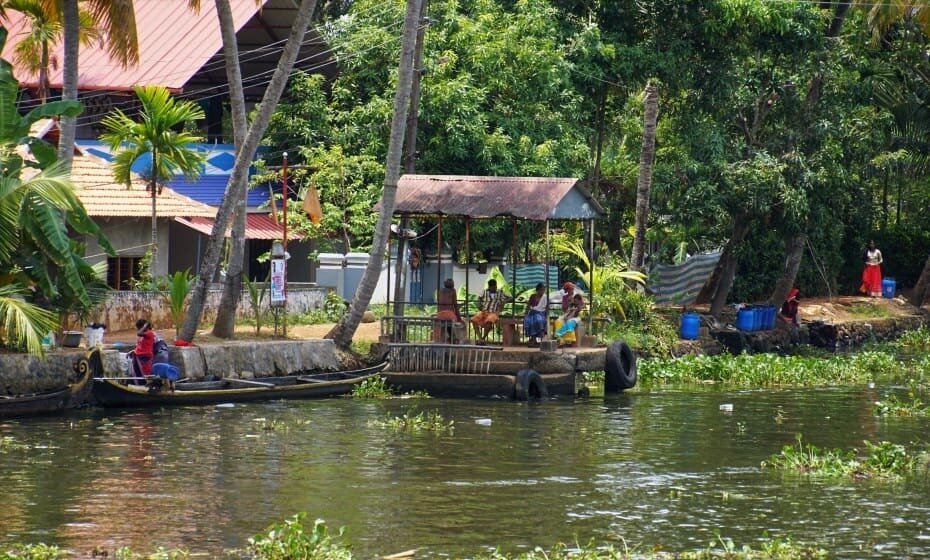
[[604, 340, 637, 392], [514, 369, 548, 401]]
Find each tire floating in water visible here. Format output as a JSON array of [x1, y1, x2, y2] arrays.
[[514, 369, 548, 401], [604, 340, 637, 393]]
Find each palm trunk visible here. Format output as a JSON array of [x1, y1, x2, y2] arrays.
[[630, 83, 658, 272], [150, 149, 158, 258], [180, 0, 318, 343], [57, 0, 79, 170], [326, 0, 424, 348], [212, 0, 251, 339], [770, 233, 806, 306]]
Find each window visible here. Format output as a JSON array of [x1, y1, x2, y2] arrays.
[[107, 256, 143, 290]]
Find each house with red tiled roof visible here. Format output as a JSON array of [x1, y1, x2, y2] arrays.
[[5, 0, 324, 286]]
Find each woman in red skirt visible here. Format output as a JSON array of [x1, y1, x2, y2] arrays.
[[860, 240, 883, 297]]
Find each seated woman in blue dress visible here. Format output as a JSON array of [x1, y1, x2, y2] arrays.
[[523, 283, 547, 345]]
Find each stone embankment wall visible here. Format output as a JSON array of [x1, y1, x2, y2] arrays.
[[75, 284, 329, 333], [1, 339, 350, 396], [673, 313, 927, 356]]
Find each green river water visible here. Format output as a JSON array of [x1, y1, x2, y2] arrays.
[[1, 386, 928, 558]]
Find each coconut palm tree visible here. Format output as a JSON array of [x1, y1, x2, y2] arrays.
[[325, 0, 423, 348], [58, 0, 139, 169], [100, 85, 206, 260], [179, 0, 318, 344], [0, 0, 100, 103], [0, 26, 113, 354]]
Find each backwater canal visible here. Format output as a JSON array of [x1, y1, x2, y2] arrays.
[[1, 385, 929, 558]]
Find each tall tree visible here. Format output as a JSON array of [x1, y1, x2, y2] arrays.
[[325, 0, 423, 348], [58, 0, 138, 170], [179, 0, 318, 344], [100, 85, 206, 261], [768, 1, 852, 307], [0, 27, 112, 353], [210, 0, 249, 339], [0, 0, 99, 103], [630, 82, 658, 272]]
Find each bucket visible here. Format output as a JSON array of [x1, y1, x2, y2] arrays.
[[736, 308, 754, 332], [882, 278, 896, 299], [680, 312, 700, 340], [61, 331, 82, 348], [84, 326, 105, 348]]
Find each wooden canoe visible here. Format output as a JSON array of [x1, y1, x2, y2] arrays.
[[0, 351, 95, 418], [91, 361, 389, 407]]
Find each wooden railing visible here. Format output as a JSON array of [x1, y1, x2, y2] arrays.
[[384, 343, 502, 374]]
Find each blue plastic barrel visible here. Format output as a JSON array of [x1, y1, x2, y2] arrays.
[[882, 278, 896, 299], [751, 306, 763, 331], [764, 305, 776, 330], [736, 308, 754, 332], [680, 312, 700, 340]]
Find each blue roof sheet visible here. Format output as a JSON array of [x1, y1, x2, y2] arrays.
[[76, 140, 270, 208]]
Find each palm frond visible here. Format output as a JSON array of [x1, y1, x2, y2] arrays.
[[0, 284, 57, 355]]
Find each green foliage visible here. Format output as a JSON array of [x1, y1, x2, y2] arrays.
[[247, 514, 350, 560], [155, 269, 197, 335], [763, 434, 928, 480], [0, 284, 56, 355], [550, 235, 645, 320], [873, 381, 930, 417], [600, 293, 678, 357], [373, 408, 454, 434], [111, 546, 188, 560], [639, 350, 901, 387], [351, 375, 393, 398], [896, 327, 930, 351], [0, 30, 113, 354], [0, 543, 63, 560], [101, 85, 206, 188], [244, 275, 268, 335]]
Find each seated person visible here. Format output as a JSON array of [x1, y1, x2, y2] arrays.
[[470, 279, 509, 342], [130, 318, 157, 383], [523, 283, 547, 344], [554, 293, 586, 346], [434, 278, 464, 342]]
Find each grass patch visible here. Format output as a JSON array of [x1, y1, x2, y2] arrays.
[[845, 302, 894, 319]]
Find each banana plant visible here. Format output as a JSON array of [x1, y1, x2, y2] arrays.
[[0, 28, 114, 353], [550, 236, 647, 321]]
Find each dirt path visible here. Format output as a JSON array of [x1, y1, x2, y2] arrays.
[[104, 295, 921, 347]]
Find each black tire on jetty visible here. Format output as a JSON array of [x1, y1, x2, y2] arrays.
[[605, 340, 637, 393], [514, 369, 548, 401]]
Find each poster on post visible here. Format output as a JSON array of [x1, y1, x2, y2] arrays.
[[270, 258, 286, 306]]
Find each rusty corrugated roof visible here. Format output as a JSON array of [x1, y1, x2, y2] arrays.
[[1, 0, 262, 91], [174, 214, 303, 240], [70, 154, 217, 218], [393, 175, 604, 220]]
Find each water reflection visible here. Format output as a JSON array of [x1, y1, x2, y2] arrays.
[[0, 387, 928, 558]]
